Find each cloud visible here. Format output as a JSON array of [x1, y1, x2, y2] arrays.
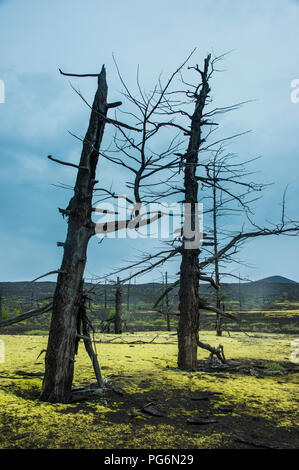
[[0, 0, 299, 281]]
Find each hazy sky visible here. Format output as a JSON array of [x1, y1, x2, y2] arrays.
[[0, 0, 299, 283]]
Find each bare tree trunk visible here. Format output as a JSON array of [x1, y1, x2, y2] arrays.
[[213, 175, 222, 336], [178, 54, 211, 370], [104, 279, 107, 313], [178, 249, 200, 369], [127, 278, 131, 313], [114, 277, 122, 334], [165, 272, 171, 332], [238, 274, 243, 311], [40, 67, 108, 403], [215, 297, 222, 336]]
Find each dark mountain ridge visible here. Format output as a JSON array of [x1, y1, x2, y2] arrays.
[[252, 275, 298, 284], [0, 275, 299, 312]]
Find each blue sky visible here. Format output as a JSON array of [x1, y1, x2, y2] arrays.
[[0, 0, 299, 283]]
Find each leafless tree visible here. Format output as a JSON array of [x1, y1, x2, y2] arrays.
[[96, 52, 299, 370], [39, 65, 157, 403], [198, 146, 267, 336], [39, 67, 111, 402]]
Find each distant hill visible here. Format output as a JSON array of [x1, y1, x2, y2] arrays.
[[1, 275, 299, 313], [254, 276, 298, 284]]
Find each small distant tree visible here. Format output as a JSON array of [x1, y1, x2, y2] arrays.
[[0, 292, 2, 322], [114, 277, 122, 334]]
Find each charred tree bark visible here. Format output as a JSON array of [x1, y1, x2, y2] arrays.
[[40, 67, 108, 403], [178, 249, 200, 369], [178, 54, 211, 370], [114, 277, 122, 334]]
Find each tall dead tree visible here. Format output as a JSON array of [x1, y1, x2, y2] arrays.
[[177, 54, 211, 370], [40, 67, 109, 402]]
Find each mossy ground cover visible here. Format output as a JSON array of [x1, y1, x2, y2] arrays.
[[0, 330, 298, 449]]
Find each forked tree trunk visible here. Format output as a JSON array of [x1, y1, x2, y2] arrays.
[[178, 54, 211, 370], [40, 67, 108, 403]]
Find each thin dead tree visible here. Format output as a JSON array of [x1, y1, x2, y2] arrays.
[[199, 147, 266, 336], [114, 277, 122, 334], [165, 272, 171, 331], [127, 277, 131, 314], [0, 292, 2, 322], [212, 162, 222, 335]]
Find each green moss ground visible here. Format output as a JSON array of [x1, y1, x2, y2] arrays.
[[0, 331, 298, 449]]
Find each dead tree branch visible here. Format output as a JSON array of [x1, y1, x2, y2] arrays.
[[0, 303, 52, 328]]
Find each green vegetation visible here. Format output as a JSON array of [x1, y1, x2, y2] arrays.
[[0, 280, 298, 448], [23, 330, 49, 336], [264, 362, 285, 375], [0, 331, 298, 449]]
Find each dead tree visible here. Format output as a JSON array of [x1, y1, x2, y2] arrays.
[[104, 279, 108, 313], [0, 292, 2, 322], [114, 277, 122, 334], [40, 67, 109, 402], [127, 278, 131, 314], [165, 272, 171, 331], [40, 66, 142, 402], [176, 55, 212, 369], [198, 147, 266, 336], [0, 303, 53, 328], [211, 153, 222, 335]]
